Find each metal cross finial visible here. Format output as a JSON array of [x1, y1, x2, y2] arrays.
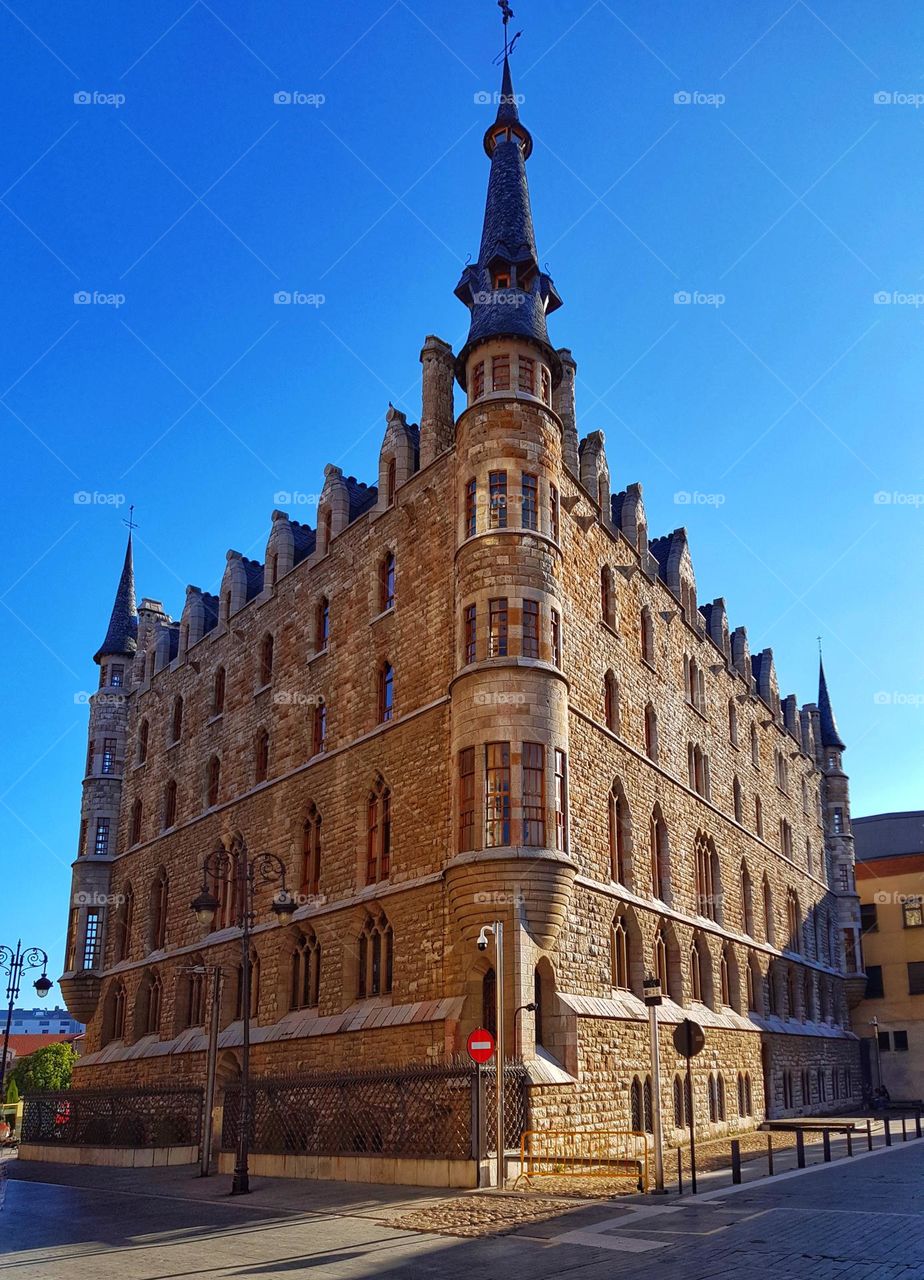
[[499, 0, 514, 26], [123, 504, 139, 533]]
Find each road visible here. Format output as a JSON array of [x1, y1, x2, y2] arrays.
[[1, 1140, 922, 1278]]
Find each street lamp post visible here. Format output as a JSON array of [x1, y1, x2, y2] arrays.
[[643, 972, 665, 1193], [870, 1016, 884, 1093], [190, 846, 296, 1195], [0, 943, 52, 1095]]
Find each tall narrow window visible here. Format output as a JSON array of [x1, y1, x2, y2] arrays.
[[163, 779, 177, 830], [755, 795, 764, 837], [640, 607, 655, 663], [116, 884, 134, 962], [522, 742, 545, 846], [550, 484, 560, 542], [101, 737, 116, 776], [488, 598, 508, 657], [137, 719, 149, 765], [489, 471, 508, 529], [458, 747, 476, 853], [312, 701, 327, 755], [644, 704, 658, 762], [551, 609, 562, 667], [171, 695, 183, 744], [540, 366, 551, 405], [763, 875, 775, 944], [290, 930, 321, 1010], [522, 599, 540, 659], [728, 698, 738, 746], [609, 782, 630, 884], [151, 868, 168, 950], [518, 356, 535, 394], [720, 947, 731, 1006], [464, 604, 477, 664], [650, 806, 669, 901], [366, 778, 392, 883], [378, 662, 394, 722], [315, 598, 329, 652], [654, 927, 669, 998], [694, 831, 720, 921], [604, 671, 620, 732], [212, 666, 226, 716], [484, 743, 511, 847], [83, 911, 100, 968], [601, 566, 614, 627], [302, 805, 322, 897], [255, 729, 270, 783], [130, 798, 143, 846], [554, 749, 568, 853], [750, 722, 759, 767], [465, 478, 478, 537], [740, 862, 754, 936], [521, 472, 539, 530], [733, 775, 743, 822], [259, 634, 274, 686], [492, 354, 510, 391], [472, 361, 485, 400], [380, 551, 396, 612], [94, 817, 110, 856], [612, 914, 630, 990], [357, 914, 393, 998], [206, 756, 220, 808]]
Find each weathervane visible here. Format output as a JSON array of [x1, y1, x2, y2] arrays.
[[123, 504, 139, 534], [494, 0, 522, 64]]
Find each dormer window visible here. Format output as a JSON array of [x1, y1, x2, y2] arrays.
[[493, 271, 511, 290]]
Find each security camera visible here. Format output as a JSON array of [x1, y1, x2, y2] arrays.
[[476, 926, 491, 952]]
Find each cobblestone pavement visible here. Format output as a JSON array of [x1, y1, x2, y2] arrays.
[[2, 1141, 922, 1278]]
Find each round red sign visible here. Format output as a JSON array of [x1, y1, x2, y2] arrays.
[[466, 1027, 495, 1064]]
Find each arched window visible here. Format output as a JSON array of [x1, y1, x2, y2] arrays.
[[644, 704, 658, 762], [786, 889, 801, 951], [817, 1067, 826, 1103], [302, 804, 322, 897], [780, 817, 793, 859], [630, 1076, 643, 1131], [212, 667, 226, 716], [259, 633, 274, 686], [235, 947, 261, 1020], [720, 946, 731, 1006], [728, 699, 738, 746], [653, 924, 670, 997], [311, 699, 327, 755], [733, 775, 743, 823], [206, 756, 221, 809], [650, 805, 669, 901], [171, 696, 183, 744], [358, 913, 393, 998], [740, 861, 754, 936], [141, 972, 162, 1036], [673, 1075, 685, 1128], [130, 798, 143, 846], [750, 721, 759, 766], [786, 966, 797, 1019], [690, 939, 704, 1002], [178, 963, 206, 1029], [137, 718, 149, 764], [694, 831, 721, 922], [803, 968, 814, 1022], [366, 776, 391, 884], [315, 596, 330, 652], [604, 670, 620, 733], [609, 780, 631, 885], [290, 929, 321, 1010], [805, 838, 813, 876], [254, 729, 270, 783], [378, 662, 394, 723], [111, 980, 126, 1041], [150, 867, 169, 950], [746, 956, 759, 1013], [611, 913, 630, 990], [763, 874, 775, 944], [737, 1072, 747, 1116], [766, 962, 779, 1016], [482, 968, 497, 1037], [640, 606, 655, 664], [716, 1074, 726, 1121], [708, 1073, 718, 1123], [163, 779, 177, 830], [600, 566, 615, 628], [115, 883, 134, 962], [379, 551, 396, 612], [643, 1076, 654, 1133], [755, 795, 764, 837]]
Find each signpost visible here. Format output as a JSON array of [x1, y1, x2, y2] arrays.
[[467, 1028, 495, 1064], [643, 974, 665, 1192], [467, 1027, 496, 1190], [673, 1018, 706, 1193]]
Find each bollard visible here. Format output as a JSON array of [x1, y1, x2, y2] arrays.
[[731, 1140, 741, 1184], [796, 1130, 806, 1168], [823, 1130, 831, 1163], [901, 1116, 907, 1143], [767, 1134, 775, 1177], [677, 1148, 683, 1196], [866, 1118, 873, 1152], [885, 1118, 892, 1147], [847, 1129, 853, 1157]]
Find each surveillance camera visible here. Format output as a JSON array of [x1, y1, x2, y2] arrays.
[[476, 926, 490, 952]]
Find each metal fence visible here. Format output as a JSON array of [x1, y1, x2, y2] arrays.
[[21, 1086, 204, 1149], [222, 1061, 529, 1160]]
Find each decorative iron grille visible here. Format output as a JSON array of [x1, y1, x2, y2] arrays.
[[222, 1061, 529, 1160], [21, 1086, 203, 1149]]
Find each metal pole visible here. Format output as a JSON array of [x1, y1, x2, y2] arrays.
[[686, 1047, 697, 1194], [233, 860, 251, 1195], [822, 1130, 831, 1162], [0, 942, 22, 1097], [871, 1018, 883, 1091], [200, 965, 222, 1177], [796, 1130, 805, 1168], [647, 1000, 665, 1191], [731, 1139, 741, 1184], [494, 919, 505, 1190], [474, 1063, 483, 1188]]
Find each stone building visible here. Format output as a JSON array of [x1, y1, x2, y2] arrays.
[[60, 53, 864, 1143]]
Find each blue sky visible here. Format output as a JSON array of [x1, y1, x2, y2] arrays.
[[2, 0, 922, 989]]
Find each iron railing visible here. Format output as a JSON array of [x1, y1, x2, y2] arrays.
[[222, 1061, 529, 1160], [21, 1085, 203, 1149]]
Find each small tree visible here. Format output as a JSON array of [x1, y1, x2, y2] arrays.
[[9, 1043, 77, 1096], [5, 1078, 19, 1104]]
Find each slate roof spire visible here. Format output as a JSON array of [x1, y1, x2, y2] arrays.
[[93, 532, 138, 664], [818, 657, 846, 751], [453, 44, 563, 389]]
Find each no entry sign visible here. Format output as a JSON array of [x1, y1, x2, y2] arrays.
[[467, 1027, 495, 1064]]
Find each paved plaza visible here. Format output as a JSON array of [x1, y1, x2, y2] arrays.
[[1, 1141, 922, 1278]]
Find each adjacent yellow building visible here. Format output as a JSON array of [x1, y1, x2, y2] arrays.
[[854, 812, 924, 1100]]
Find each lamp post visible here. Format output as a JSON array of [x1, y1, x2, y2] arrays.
[[869, 1016, 884, 1094], [643, 972, 665, 1193], [190, 846, 295, 1194], [0, 943, 52, 1095]]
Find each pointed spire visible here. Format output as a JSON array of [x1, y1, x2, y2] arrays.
[[454, 49, 563, 389], [818, 657, 845, 751], [93, 533, 138, 664]]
